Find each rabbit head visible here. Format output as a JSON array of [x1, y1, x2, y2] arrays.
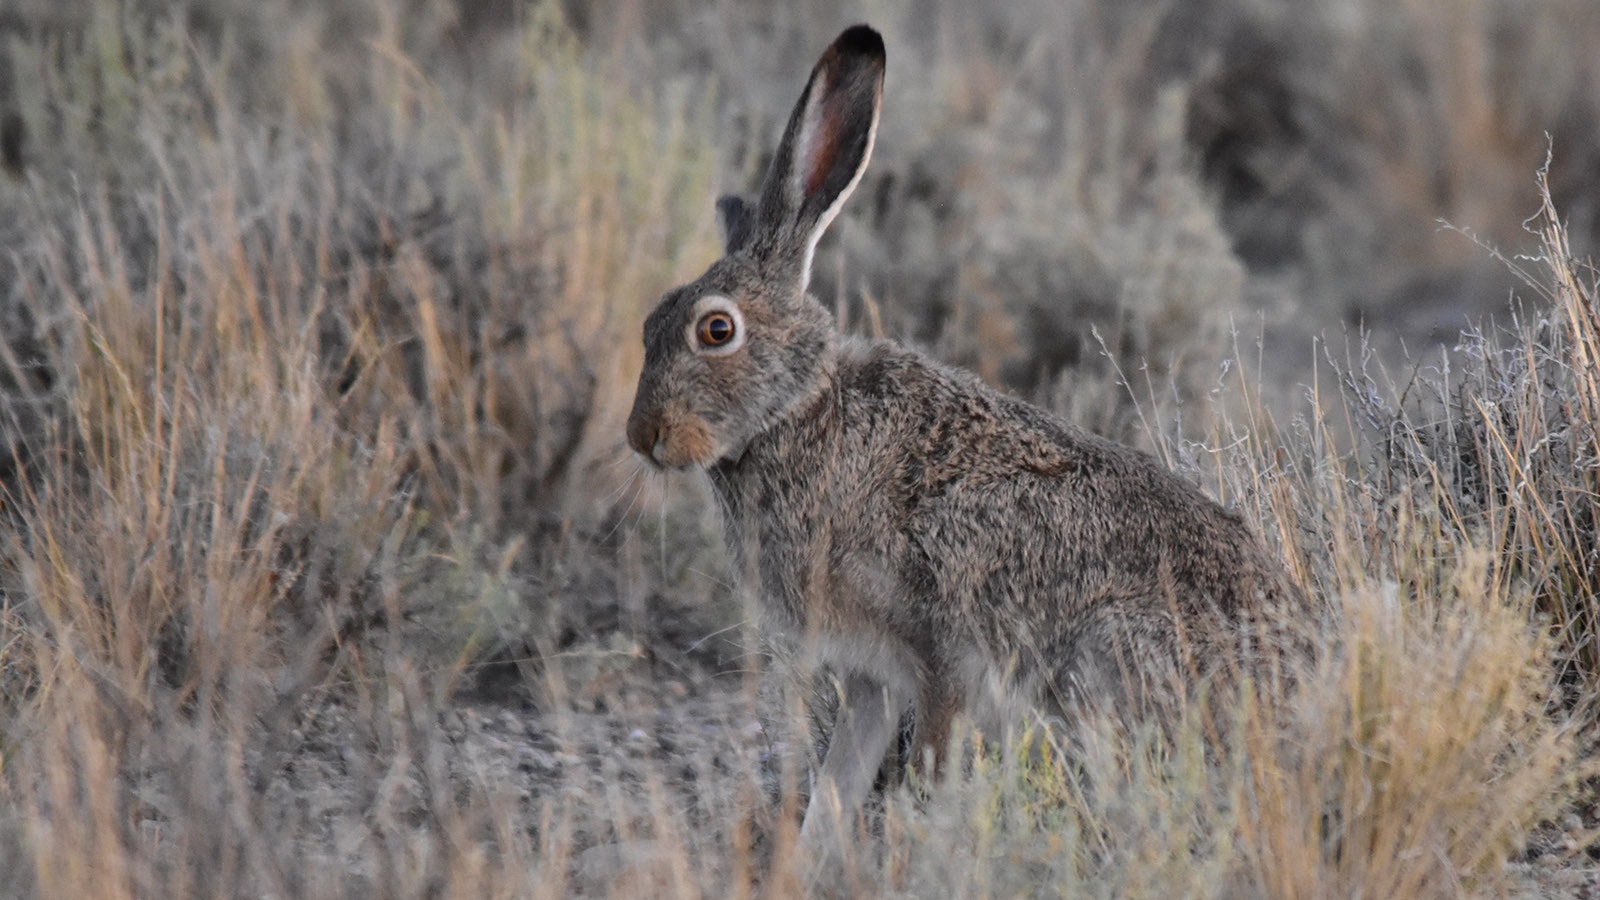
[[627, 25, 885, 469]]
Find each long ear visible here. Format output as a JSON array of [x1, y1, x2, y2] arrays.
[[716, 194, 757, 254], [748, 25, 884, 291]]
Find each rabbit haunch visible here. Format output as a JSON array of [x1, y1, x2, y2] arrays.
[[625, 24, 1300, 845]]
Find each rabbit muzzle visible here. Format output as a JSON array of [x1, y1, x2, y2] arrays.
[[626, 404, 718, 470]]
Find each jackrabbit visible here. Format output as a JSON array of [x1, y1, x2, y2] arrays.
[[626, 24, 1300, 844]]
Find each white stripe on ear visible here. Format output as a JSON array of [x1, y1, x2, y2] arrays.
[[793, 95, 881, 293]]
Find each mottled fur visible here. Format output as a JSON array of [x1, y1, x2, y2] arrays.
[[626, 25, 1300, 846]]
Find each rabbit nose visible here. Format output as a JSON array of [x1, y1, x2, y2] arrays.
[[627, 413, 661, 462]]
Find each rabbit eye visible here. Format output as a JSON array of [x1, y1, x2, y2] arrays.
[[696, 311, 738, 348]]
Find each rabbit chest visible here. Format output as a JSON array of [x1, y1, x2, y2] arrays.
[[707, 423, 923, 641]]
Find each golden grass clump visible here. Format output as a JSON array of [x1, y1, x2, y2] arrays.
[[1237, 549, 1571, 898]]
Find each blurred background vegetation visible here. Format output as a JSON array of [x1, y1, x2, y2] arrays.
[[0, 0, 1595, 895]]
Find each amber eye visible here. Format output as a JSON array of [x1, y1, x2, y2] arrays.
[[696, 311, 737, 348]]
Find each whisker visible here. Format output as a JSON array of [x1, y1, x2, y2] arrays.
[[685, 618, 752, 655], [600, 462, 645, 509], [659, 476, 670, 576], [686, 566, 734, 592], [607, 447, 644, 471], [602, 477, 652, 545]]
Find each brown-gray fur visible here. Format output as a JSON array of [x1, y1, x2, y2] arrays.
[[626, 24, 1301, 848]]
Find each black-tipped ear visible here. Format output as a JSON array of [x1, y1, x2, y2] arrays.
[[749, 25, 884, 288], [716, 194, 756, 255]]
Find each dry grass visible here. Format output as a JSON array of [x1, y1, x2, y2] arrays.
[[0, 0, 1595, 896]]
